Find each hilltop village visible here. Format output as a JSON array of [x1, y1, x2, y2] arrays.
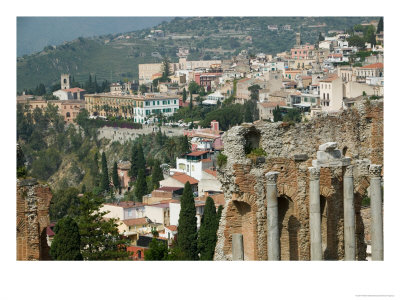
[[16, 19, 384, 261]]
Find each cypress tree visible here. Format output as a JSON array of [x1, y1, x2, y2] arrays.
[[112, 162, 120, 191], [217, 205, 223, 222], [50, 216, 83, 260], [182, 88, 187, 103], [197, 197, 218, 260], [136, 143, 146, 171], [101, 152, 109, 192], [177, 181, 198, 260], [130, 144, 138, 177], [377, 17, 383, 33], [151, 160, 164, 190], [135, 169, 147, 202]]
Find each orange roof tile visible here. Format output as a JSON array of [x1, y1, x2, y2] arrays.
[[165, 225, 177, 232], [186, 151, 209, 157], [361, 63, 383, 69], [204, 169, 217, 177], [64, 87, 85, 93], [172, 172, 199, 185], [123, 218, 149, 226]]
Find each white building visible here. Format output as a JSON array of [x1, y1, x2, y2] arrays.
[[198, 169, 222, 197], [53, 87, 86, 100], [175, 151, 214, 181], [144, 203, 170, 226], [99, 202, 146, 221], [319, 74, 343, 112]]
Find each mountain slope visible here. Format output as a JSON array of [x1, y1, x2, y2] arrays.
[[17, 16, 378, 92]]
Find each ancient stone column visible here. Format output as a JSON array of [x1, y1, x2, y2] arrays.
[[266, 171, 280, 261], [309, 167, 322, 260], [232, 233, 244, 261], [344, 165, 356, 260], [369, 164, 383, 261]]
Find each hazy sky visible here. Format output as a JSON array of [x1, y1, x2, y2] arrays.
[[17, 17, 173, 57]]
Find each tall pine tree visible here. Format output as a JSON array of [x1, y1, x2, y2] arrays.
[[101, 152, 110, 192], [112, 162, 120, 192], [151, 160, 164, 191], [135, 169, 147, 202], [177, 181, 198, 260], [50, 216, 83, 260], [77, 193, 131, 260], [197, 197, 219, 260], [182, 88, 187, 103]]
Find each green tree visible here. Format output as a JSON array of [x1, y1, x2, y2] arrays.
[[130, 144, 139, 177], [377, 17, 383, 33], [50, 187, 81, 221], [182, 88, 187, 103], [151, 160, 164, 190], [50, 216, 83, 260], [161, 57, 171, 81], [135, 169, 147, 202], [189, 93, 193, 111], [347, 35, 365, 48], [144, 238, 168, 260], [136, 143, 146, 171], [318, 32, 324, 42], [177, 181, 198, 260], [100, 152, 110, 192], [197, 197, 219, 260], [112, 162, 120, 192], [139, 84, 148, 94], [178, 135, 191, 155], [17, 144, 26, 178], [77, 193, 131, 260], [217, 205, 223, 222], [273, 106, 283, 122]]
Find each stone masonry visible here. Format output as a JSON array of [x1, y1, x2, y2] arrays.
[[17, 178, 52, 260], [214, 100, 383, 260]]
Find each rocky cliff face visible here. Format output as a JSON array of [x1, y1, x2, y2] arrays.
[[215, 100, 383, 260]]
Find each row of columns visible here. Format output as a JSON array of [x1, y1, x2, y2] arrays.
[[232, 165, 383, 261]]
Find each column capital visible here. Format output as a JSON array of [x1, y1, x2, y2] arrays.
[[308, 167, 320, 181], [265, 171, 279, 184], [344, 165, 354, 178], [369, 164, 382, 178]]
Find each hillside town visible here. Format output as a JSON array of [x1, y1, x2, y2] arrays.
[[16, 17, 384, 262]]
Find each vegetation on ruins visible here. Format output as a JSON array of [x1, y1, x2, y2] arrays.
[[50, 216, 83, 260], [217, 152, 228, 168], [197, 197, 219, 260], [177, 181, 198, 260]]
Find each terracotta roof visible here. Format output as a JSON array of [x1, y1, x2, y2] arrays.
[[260, 101, 286, 108], [361, 63, 383, 69], [63, 88, 85, 93], [165, 225, 177, 232], [319, 74, 338, 82], [105, 201, 145, 208], [172, 172, 199, 185], [201, 158, 212, 163], [156, 186, 183, 192], [123, 218, 150, 226], [46, 226, 55, 237], [204, 169, 217, 177], [186, 150, 209, 157]]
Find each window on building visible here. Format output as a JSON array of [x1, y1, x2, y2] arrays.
[[327, 94, 329, 100]]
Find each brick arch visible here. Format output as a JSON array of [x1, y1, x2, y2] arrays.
[[224, 192, 258, 260], [277, 194, 300, 260]]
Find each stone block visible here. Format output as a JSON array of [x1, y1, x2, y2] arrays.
[[294, 154, 308, 162], [318, 142, 338, 151]]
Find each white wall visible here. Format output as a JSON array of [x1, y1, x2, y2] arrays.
[[145, 205, 166, 225]]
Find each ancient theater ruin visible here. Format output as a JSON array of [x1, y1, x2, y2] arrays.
[[214, 100, 383, 261]]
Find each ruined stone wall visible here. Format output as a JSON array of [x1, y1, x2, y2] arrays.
[[215, 100, 383, 261], [17, 179, 52, 261]]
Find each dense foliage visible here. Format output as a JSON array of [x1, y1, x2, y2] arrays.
[[50, 216, 83, 260], [177, 181, 198, 260], [197, 197, 219, 260]]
